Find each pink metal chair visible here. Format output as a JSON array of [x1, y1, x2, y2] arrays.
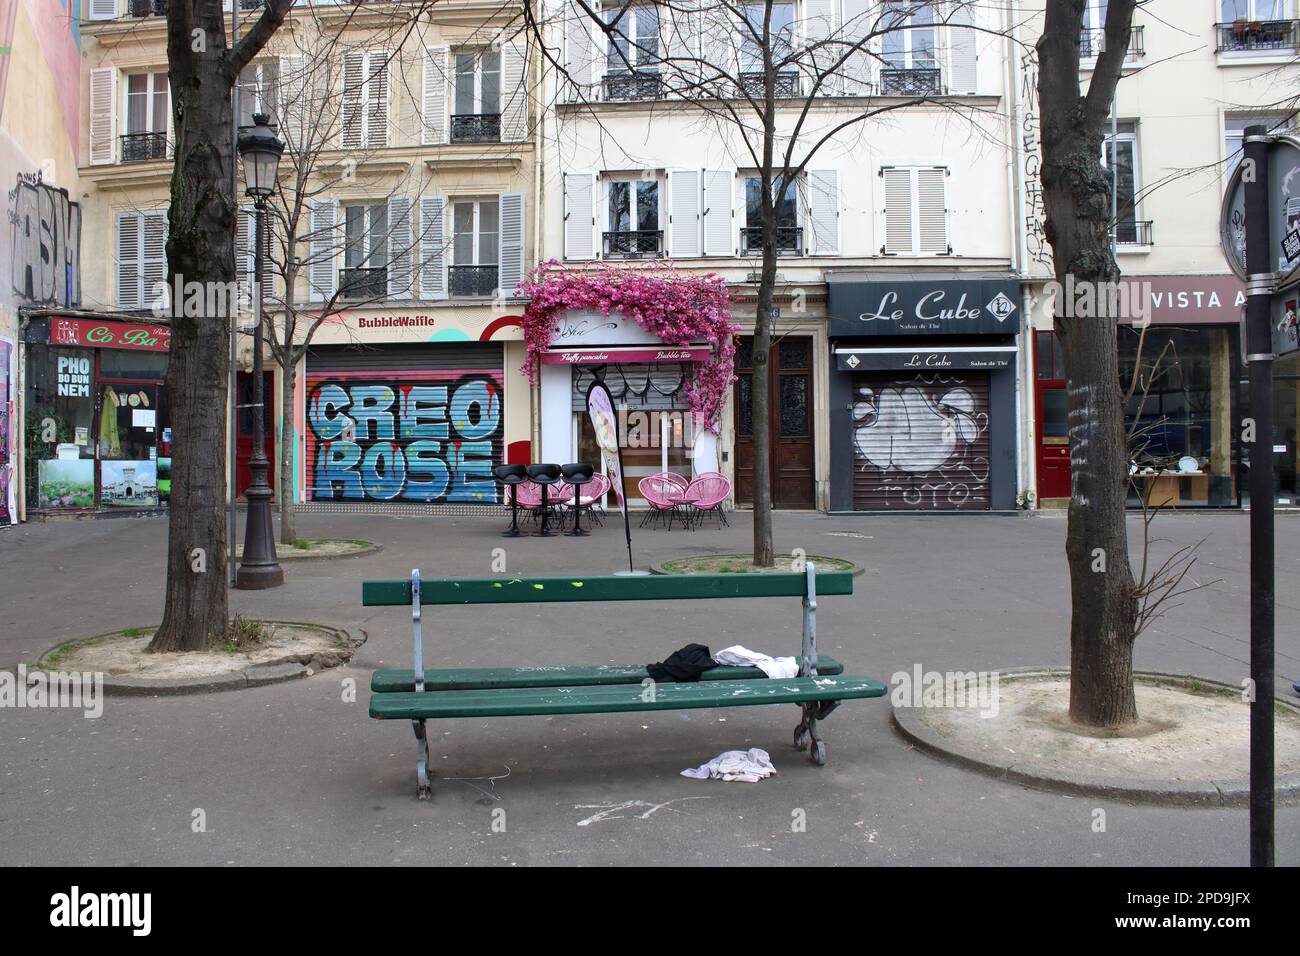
[[639, 473, 689, 529], [577, 472, 611, 526], [514, 480, 543, 525], [685, 472, 731, 529]]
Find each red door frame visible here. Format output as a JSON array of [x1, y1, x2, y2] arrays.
[[1034, 331, 1071, 501]]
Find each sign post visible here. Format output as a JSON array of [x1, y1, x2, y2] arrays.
[[1222, 128, 1300, 867]]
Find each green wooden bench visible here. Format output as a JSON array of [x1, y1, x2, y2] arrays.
[[364, 563, 887, 799]]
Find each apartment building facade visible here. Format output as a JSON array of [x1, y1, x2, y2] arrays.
[[1022, 0, 1300, 510], [25, 0, 539, 520], [539, 0, 1026, 512]]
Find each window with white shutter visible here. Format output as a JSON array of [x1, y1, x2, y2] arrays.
[[419, 196, 447, 299], [89, 68, 118, 165], [882, 166, 949, 255], [388, 196, 414, 299], [701, 170, 733, 257], [564, 0, 598, 101], [423, 47, 449, 144], [308, 199, 339, 302], [667, 169, 701, 258], [116, 210, 168, 310], [500, 41, 528, 142], [498, 192, 526, 296], [945, 1, 978, 93], [564, 172, 597, 261], [276, 55, 305, 151], [804, 169, 839, 255], [340, 50, 390, 149], [89, 0, 118, 20]]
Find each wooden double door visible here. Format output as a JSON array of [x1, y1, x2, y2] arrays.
[[733, 335, 815, 509]]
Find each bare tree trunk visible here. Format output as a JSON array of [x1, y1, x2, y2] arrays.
[[149, 0, 290, 652], [279, 357, 297, 545], [1038, 0, 1140, 725]]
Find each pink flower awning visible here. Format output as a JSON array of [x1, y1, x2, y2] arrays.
[[541, 345, 714, 365]]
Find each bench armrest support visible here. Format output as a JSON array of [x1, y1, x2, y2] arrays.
[[412, 568, 425, 694], [801, 560, 819, 678]]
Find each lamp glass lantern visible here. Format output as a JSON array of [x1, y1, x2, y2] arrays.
[[237, 112, 283, 201]]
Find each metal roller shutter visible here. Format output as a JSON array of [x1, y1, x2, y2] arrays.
[[850, 370, 992, 511], [304, 343, 505, 507]]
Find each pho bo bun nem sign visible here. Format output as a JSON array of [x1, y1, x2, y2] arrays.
[[305, 370, 503, 503]]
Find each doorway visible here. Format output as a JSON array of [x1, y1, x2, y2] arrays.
[[733, 335, 815, 508], [235, 371, 275, 499], [1034, 331, 1071, 501]]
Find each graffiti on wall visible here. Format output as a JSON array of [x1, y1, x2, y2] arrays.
[[1020, 48, 1051, 272], [8, 174, 81, 307], [305, 370, 503, 503], [851, 373, 991, 511]]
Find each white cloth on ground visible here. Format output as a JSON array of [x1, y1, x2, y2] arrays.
[[681, 748, 777, 783], [713, 644, 799, 679]]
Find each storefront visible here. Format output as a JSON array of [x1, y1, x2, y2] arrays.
[[1032, 275, 1249, 509], [21, 312, 171, 515], [827, 273, 1021, 511], [537, 309, 720, 507]]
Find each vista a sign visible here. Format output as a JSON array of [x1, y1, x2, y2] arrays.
[[51, 318, 170, 352]]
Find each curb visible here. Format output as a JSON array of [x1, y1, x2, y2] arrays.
[[648, 553, 865, 576], [889, 667, 1300, 807], [32, 622, 364, 697], [239, 541, 382, 562]]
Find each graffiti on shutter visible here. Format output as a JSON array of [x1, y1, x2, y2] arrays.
[[850, 371, 990, 510]]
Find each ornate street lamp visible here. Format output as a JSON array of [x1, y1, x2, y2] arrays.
[[235, 113, 284, 589]]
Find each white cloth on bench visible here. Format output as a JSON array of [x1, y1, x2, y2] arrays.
[[713, 645, 799, 680], [681, 748, 777, 783]]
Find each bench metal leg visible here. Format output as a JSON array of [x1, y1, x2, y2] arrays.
[[794, 701, 838, 766], [413, 719, 431, 799]]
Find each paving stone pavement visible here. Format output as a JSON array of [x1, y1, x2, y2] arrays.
[[0, 509, 1297, 865]]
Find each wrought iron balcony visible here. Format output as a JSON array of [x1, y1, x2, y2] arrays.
[[740, 226, 802, 256], [129, 0, 167, 16], [449, 264, 499, 297], [1216, 19, 1300, 52], [603, 230, 664, 259], [450, 113, 501, 144], [879, 67, 942, 96], [120, 132, 169, 163], [339, 267, 388, 300], [738, 71, 799, 97], [1080, 24, 1145, 58], [604, 71, 662, 101], [240, 0, 267, 9], [1114, 220, 1154, 246]]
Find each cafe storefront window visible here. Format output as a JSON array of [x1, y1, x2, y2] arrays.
[[22, 316, 171, 514]]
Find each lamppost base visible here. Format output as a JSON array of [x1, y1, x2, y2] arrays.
[[235, 562, 284, 589]]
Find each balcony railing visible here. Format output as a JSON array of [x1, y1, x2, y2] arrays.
[[603, 230, 664, 258], [604, 71, 662, 101], [128, 0, 167, 16], [449, 264, 499, 297], [879, 67, 942, 96], [738, 71, 800, 97], [338, 267, 387, 300], [740, 226, 802, 256], [120, 132, 169, 163], [1080, 24, 1145, 58], [240, 0, 267, 9], [1216, 19, 1300, 52], [450, 113, 501, 144], [1114, 220, 1154, 246]]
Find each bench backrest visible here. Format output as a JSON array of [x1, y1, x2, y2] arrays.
[[362, 571, 852, 606]]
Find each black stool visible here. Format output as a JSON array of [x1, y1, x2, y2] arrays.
[[561, 463, 594, 537], [526, 463, 562, 537], [493, 464, 528, 537]]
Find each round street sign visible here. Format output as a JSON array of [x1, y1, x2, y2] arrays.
[[1221, 133, 1300, 292]]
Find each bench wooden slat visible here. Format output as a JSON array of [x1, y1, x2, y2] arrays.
[[370, 656, 846, 693], [361, 571, 853, 607], [369, 674, 887, 720]]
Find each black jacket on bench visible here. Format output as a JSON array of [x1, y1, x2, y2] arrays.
[[647, 644, 715, 683]]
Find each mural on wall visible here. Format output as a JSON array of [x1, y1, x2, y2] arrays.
[[851, 373, 991, 511], [0, 337, 12, 524], [9, 174, 81, 307], [305, 370, 504, 504]]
